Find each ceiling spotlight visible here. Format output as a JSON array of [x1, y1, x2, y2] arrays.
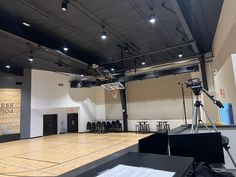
[[63, 46, 69, 52], [111, 68, 114, 71], [5, 65, 10, 69], [124, 46, 129, 53], [101, 26, 107, 40], [101, 31, 107, 40], [141, 61, 146, 65], [61, 0, 69, 11], [22, 22, 30, 27], [80, 74, 84, 77], [149, 13, 156, 24], [29, 56, 34, 62], [178, 51, 183, 58]]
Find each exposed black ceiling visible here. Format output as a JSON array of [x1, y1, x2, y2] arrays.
[[0, 0, 223, 76]]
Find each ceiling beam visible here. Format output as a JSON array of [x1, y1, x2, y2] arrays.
[[170, 0, 200, 54]]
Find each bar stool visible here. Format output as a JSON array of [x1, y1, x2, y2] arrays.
[[156, 121, 164, 132], [165, 123, 170, 131], [139, 123, 145, 133], [135, 124, 140, 133], [145, 124, 150, 133]]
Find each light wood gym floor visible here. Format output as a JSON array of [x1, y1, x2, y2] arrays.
[[0, 133, 149, 177]]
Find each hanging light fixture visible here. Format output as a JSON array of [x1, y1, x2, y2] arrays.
[[101, 26, 107, 40], [149, 8, 156, 24], [63, 46, 69, 52], [61, 0, 69, 11], [178, 48, 183, 58], [29, 56, 34, 62], [149, 14, 156, 24], [28, 52, 34, 62], [124, 46, 129, 53]]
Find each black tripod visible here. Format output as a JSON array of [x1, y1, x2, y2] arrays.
[[189, 80, 236, 167]]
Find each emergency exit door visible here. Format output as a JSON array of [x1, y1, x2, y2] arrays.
[[67, 113, 78, 133]]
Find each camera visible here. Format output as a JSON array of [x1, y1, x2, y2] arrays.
[[186, 78, 202, 95]]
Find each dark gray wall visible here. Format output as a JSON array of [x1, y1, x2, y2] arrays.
[[0, 69, 31, 138]]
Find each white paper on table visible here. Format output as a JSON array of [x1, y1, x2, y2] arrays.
[[96, 164, 175, 177]]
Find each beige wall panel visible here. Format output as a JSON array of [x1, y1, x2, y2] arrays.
[[127, 74, 193, 120], [105, 73, 196, 121]]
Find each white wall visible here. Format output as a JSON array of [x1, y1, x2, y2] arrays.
[[212, 0, 236, 70], [95, 87, 106, 120], [30, 70, 105, 137], [214, 54, 236, 123]]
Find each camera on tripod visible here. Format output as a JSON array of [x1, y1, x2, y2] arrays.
[[186, 78, 202, 96]]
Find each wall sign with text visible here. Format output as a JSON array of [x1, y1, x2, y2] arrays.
[[0, 89, 21, 135]]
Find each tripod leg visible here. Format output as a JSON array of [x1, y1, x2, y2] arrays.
[[191, 106, 197, 133], [198, 119, 211, 132], [224, 146, 236, 168], [195, 107, 200, 133], [201, 106, 218, 132]]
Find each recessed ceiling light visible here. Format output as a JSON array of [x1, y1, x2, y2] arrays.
[[80, 74, 84, 77], [22, 22, 30, 27], [141, 61, 146, 65], [111, 68, 114, 71], [5, 65, 10, 69], [63, 46, 69, 52]]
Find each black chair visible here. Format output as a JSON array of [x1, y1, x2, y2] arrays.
[[95, 121, 102, 133], [101, 121, 107, 133], [111, 121, 116, 132], [86, 122, 92, 132], [91, 122, 96, 133], [116, 120, 122, 132], [106, 121, 112, 132]]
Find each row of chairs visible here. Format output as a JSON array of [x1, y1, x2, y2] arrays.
[[86, 121, 122, 133]]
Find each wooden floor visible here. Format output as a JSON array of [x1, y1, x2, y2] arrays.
[[0, 133, 149, 177]]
